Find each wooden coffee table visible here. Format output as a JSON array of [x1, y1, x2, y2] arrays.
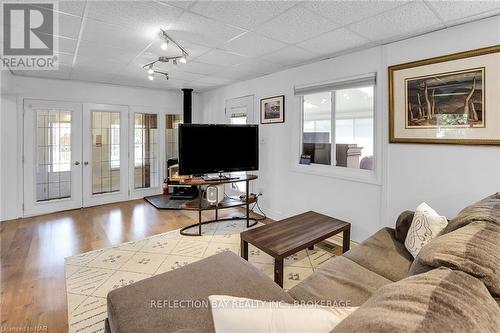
[[240, 211, 351, 287]]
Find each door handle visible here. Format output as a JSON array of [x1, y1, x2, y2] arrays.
[[74, 161, 80, 165], [84, 161, 89, 166]]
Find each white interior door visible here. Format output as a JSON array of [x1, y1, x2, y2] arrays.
[[224, 95, 255, 197], [23, 100, 83, 216], [82, 104, 129, 207]]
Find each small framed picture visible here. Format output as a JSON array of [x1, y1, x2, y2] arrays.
[[260, 95, 285, 124]]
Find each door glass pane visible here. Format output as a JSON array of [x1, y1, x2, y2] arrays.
[[302, 92, 332, 165], [166, 114, 182, 160], [92, 111, 120, 194], [334, 86, 374, 170], [135, 113, 159, 189], [36, 110, 72, 201]]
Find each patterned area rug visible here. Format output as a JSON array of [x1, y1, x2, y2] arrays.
[[65, 220, 335, 333]]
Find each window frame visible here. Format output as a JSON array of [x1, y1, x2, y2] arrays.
[[292, 74, 381, 185]]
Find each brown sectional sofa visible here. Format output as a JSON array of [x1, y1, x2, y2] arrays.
[[105, 193, 500, 333]]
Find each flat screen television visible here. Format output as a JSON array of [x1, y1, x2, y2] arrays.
[[178, 124, 259, 175]]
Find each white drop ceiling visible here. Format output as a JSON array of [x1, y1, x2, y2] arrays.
[[9, 0, 500, 92]]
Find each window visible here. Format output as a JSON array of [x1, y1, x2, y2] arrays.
[[298, 76, 375, 171], [134, 113, 159, 189], [166, 114, 182, 160]]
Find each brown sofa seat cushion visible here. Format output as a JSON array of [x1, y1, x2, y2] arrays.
[[332, 268, 500, 333], [444, 192, 500, 234], [343, 227, 413, 281], [106, 251, 294, 333], [409, 220, 500, 297], [288, 256, 392, 306]]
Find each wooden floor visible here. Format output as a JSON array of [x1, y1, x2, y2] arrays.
[[0, 199, 269, 333]]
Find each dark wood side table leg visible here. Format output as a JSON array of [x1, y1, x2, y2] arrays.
[[342, 227, 350, 253], [274, 258, 284, 288], [308, 245, 314, 250], [246, 179, 250, 228], [241, 240, 248, 260]]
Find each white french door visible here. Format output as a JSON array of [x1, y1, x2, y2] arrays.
[[23, 100, 83, 216], [23, 101, 131, 216], [82, 104, 129, 207]]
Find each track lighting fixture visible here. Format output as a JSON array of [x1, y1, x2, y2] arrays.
[[142, 29, 189, 81]]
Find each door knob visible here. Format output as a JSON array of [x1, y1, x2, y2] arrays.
[[84, 161, 89, 165], [74, 161, 80, 165]]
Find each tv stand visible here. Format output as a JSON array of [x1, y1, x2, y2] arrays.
[[179, 174, 258, 236], [201, 172, 239, 181]]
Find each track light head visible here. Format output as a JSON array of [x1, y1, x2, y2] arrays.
[[173, 59, 177, 65], [147, 66, 154, 75], [179, 55, 187, 64], [160, 39, 169, 50], [148, 74, 154, 81]]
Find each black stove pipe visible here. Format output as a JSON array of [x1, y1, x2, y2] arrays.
[[182, 88, 193, 124]]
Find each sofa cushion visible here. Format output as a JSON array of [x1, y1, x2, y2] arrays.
[[288, 256, 392, 307], [343, 227, 413, 281], [394, 210, 414, 243], [444, 192, 500, 234], [409, 220, 500, 297], [106, 251, 294, 333], [332, 267, 500, 333]]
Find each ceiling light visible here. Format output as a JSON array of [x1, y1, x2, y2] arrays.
[[142, 29, 189, 81], [160, 40, 169, 50]]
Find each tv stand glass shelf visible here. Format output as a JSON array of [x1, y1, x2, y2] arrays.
[[145, 175, 258, 236]]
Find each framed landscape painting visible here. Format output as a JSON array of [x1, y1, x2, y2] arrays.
[[389, 45, 500, 145], [260, 95, 285, 124]]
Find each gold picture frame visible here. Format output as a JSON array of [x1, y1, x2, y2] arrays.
[[389, 45, 500, 145]]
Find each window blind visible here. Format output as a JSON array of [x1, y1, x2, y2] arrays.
[[294, 73, 376, 96]]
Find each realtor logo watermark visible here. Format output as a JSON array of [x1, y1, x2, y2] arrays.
[[1, 2, 58, 70]]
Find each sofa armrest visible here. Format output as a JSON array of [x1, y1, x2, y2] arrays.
[[394, 211, 414, 243]]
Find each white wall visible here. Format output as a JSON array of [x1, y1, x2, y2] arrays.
[[0, 76, 200, 221], [200, 16, 500, 242]]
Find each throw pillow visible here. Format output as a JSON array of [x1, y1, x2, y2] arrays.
[[209, 295, 358, 333], [404, 202, 448, 257]]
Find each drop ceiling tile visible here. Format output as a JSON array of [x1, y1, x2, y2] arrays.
[[86, 1, 183, 34], [348, 1, 444, 43], [57, 1, 87, 17], [302, 1, 408, 25], [70, 68, 116, 83], [167, 70, 204, 81], [214, 68, 259, 81], [195, 49, 248, 66], [161, 1, 196, 10], [256, 6, 339, 44], [297, 28, 370, 56], [259, 46, 317, 67], [220, 32, 286, 58], [76, 40, 140, 63], [426, 1, 500, 25], [175, 61, 223, 75], [168, 12, 246, 47], [233, 59, 284, 75], [57, 12, 83, 39], [195, 76, 234, 85], [57, 36, 77, 54], [189, 1, 296, 30], [80, 19, 150, 54]]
